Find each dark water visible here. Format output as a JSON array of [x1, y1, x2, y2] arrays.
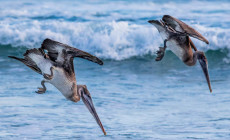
[[0, 0, 230, 139], [1, 46, 230, 139]]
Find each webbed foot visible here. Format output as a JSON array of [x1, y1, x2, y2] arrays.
[[35, 80, 47, 94], [35, 87, 46, 94], [43, 74, 52, 80], [43, 67, 54, 80], [155, 47, 165, 61]]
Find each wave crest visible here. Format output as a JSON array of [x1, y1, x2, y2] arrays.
[[0, 20, 229, 60]]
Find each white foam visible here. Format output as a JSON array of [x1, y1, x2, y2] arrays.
[[0, 0, 229, 60]]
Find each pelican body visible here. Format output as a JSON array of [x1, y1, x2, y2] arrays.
[[9, 39, 106, 135], [148, 15, 212, 92]]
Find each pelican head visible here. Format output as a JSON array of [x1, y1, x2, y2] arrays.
[[197, 52, 212, 93], [78, 85, 106, 135]]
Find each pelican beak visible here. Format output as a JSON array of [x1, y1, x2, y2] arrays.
[[198, 55, 212, 93], [81, 91, 106, 135]]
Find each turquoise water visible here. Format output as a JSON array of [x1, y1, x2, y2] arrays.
[[0, 0, 230, 139]]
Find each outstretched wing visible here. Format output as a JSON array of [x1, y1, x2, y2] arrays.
[[162, 15, 209, 44], [41, 39, 103, 71], [8, 48, 53, 75]]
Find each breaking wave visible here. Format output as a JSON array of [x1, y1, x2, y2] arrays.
[[0, 0, 229, 60]]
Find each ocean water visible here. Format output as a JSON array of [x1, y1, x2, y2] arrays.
[[0, 0, 230, 139]]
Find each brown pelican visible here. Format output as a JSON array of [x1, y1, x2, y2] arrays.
[[148, 15, 212, 92], [8, 39, 106, 135]]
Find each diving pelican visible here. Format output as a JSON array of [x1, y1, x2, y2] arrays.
[[148, 15, 212, 92], [8, 38, 106, 135]]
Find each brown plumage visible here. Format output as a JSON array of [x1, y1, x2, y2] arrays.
[[148, 15, 212, 92], [8, 38, 106, 135]]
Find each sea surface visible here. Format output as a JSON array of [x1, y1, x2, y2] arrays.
[[0, 0, 230, 139]]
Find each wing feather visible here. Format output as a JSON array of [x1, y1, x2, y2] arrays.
[[162, 15, 209, 44], [41, 39, 103, 67]]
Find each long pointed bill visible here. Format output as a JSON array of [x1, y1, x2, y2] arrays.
[[81, 91, 106, 135], [198, 57, 212, 93]]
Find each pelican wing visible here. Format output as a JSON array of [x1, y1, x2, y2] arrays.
[[162, 15, 209, 44], [8, 48, 55, 75], [41, 39, 103, 67]]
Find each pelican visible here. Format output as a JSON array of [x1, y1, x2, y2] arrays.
[[148, 15, 212, 92], [8, 38, 106, 135]]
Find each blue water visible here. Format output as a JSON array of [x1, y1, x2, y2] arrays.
[[0, 0, 230, 139]]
